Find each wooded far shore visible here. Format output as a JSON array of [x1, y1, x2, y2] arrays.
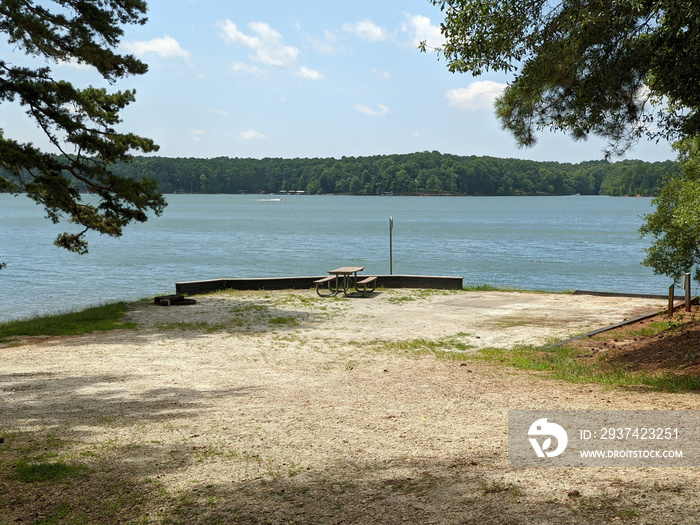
[[6, 151, 679, 197]]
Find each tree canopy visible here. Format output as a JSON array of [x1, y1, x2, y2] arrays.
[[94, 152, 674, 197], [425, 0, 700, 157], [426, 0, 700, 284], [0, 0, 165, 254], [641, 137, 700, 282]]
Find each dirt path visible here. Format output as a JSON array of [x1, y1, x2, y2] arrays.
[[2, 289, 698, 524]]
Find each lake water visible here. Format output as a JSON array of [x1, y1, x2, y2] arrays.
[[1, 193, 671, 321]]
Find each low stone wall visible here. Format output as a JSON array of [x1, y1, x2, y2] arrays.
[[175, 275, 463, 295]]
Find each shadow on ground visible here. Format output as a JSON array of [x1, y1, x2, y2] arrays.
[[0, 372, 695, 524]]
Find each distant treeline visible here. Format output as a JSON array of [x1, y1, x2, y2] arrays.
[[109, 152, 677, 196], [4, 151, 679, 196]]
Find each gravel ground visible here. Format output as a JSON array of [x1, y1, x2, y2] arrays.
[[2, 288, 698, 524]]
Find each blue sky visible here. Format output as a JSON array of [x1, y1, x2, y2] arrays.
[[2, 0, 676, 163]]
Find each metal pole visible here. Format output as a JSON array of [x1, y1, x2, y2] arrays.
[[389, 216, 393, 275], [668, 284, 675, 317], [685, 272, 692, 312]]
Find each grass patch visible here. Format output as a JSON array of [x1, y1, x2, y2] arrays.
[[386, 289, 455, 304], [481, 480, 523, 497], [464, 284, 520, 292], [156, 302, 304, 333], [0, 302, 135, 342], [619, 320, 680, 338], [31, 501, 71, 525], [269, 292, 321, 309], [569, 493, 641, 522], [15, 460, 88, 483], [229, 303, 269, 315], [476, 345, 700, 392], [155, 320, 230, 332], [268, 316, 299, 326], [360, 333, 475, 359], [463, 284, 574, 294], [0, 428, 170, 524]]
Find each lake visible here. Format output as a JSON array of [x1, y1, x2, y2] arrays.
[[1, 193, 671, 320]]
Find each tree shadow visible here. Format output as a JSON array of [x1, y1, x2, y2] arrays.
[[126, 294, 335, 339], [0, 372, 259, 429], [1, 426, 684, 524], [0, 371, 695, 523]]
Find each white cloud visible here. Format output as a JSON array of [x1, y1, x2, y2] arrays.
[[343, 19, 387, 41], [123, 36, 192, 65], [222, 20, 320, 81], [251, 22, 300, 66], [191, 129, 206, 142], [355, 102, 389, 117], [445, 81, 507, 111], [306, 30, 337, 56], [220, 20, 260, 47], [239, 129, 266, 140], [230, 62, 264, 76], [221, 20, 299, 68], [207, 106, 229, 116], [295, 66, 323, 80], [403, 14, 444, 49], [373, 68, 390, 80]]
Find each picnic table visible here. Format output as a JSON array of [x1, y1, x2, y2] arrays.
[[315, 266, 377, 297]]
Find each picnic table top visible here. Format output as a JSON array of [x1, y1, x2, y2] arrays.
[[328, 266, 365, 275]]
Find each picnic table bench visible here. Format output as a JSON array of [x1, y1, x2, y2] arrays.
[[314, 275, 338, 297], [355, 275, 377, 295], [315, 267, 376, 297]]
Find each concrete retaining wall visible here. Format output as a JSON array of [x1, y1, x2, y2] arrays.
[[175, 275, 463, 295]]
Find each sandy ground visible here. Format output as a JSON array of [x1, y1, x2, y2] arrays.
[[2, 288, 699, 524]]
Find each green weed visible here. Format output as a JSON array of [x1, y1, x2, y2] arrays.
[[476, 345, 700, 392], [31, 501, 73, 525], [360, 333, 475, 359], [481, 480, 524, 497], [268, 316, 299, 326], [386, 288, 455, 304], [0, 303, 135, 342], [15, 460, 88, 483], [463, 284, 573, 294], [619, 320, 676, 338]]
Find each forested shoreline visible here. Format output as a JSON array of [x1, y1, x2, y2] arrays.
[[4, 151, 678, 196], [109, 152, 677, 196]]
